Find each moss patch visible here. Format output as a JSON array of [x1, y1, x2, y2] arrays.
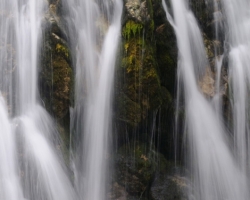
[[39, 20, 73, 154], [123, 20, 144, 39], [117, 18, 162, 128]]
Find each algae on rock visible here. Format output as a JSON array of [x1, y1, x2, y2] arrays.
[[115, 0, 163, 130]]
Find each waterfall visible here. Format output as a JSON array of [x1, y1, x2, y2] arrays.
[[0, 95, 22, 200], [0, 0, 75, 199], [0, 0, 123, 198], [163, 0, 250, 199], [221, 0, 250, 175], [3, 0, 250, 199], [63, 0, 122, 199]]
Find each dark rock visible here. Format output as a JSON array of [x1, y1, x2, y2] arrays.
[[150, 160, 187, 200], [112, 140, 188, 199], [151, 172, 187, 200], [114, 142, 154, 197], [109, 182, 128, 200], [125, 0, 151, 23]]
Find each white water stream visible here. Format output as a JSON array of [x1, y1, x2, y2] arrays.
[[3, 0, 250, 199], [63, 0, 122, 199], [0, 95, 22, 200], [222, 0, 250, 175], [163, 0, 250, 199], [0, 0, 123, 199], [0, 0, 75, 199]]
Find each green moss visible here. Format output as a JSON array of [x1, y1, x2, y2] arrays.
[[122, 20, 143, 39], [39, 18, 75, 167], [116, 12, 163, 128], [51, 58, 72, 116], [149, 19, 154, 33], [56, 43, 69, 58]]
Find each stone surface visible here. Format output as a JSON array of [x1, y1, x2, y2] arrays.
[[125, 0, 151, 23], [199, 67, 215, 98], [151, 173, 188, 200]]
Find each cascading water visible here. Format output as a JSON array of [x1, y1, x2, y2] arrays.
[[0, 0, 75, 199], [63, 0, 122, 199], [3, 0, 250, 199], [221, 0, 250, 175], [0, 95, 22, 200], [0, 2, 22, 199], [163, 0, 250, 199]]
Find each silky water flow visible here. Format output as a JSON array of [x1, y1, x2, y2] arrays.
[[0, 1, 75, 200], [163, 0, 250, 199], [0, 0, 123, 199], [63, 0, 122, 199], [4, 0, 250, 199]]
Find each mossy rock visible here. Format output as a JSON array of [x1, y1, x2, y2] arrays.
[[40, 26, 72, 121], [150, 172, 187, 200], [114, 0, 177, 163], [48, 0, 63, 18], [150, 156, 187, 200], [122, 20, 144, 39], [152, 0, 177, 95], [115, 19, 162, 128], [116, 92, 142, 127], [112, 141, 185, 200], [113, 141, 169, 198], [39, 15, 73, 154]]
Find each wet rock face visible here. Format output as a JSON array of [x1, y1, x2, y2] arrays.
[[114, 142, 155, 197], [39, 0, 73, 146], [40, 5, 72, 121], [199, 67, 215, 98], [48, 0, 62, 16], [115, 0, 165, 132], [109, 182, 128, 200], [112, 141, 187, 199], [125, 0, 151, 23], [151, 173, 187, 200], [199, 32, 228, 99]]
